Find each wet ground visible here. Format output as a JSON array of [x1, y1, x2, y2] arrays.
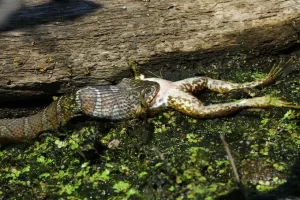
[[0, 51, 300, 199]]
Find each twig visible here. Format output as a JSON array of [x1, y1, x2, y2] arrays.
[[220, 133, 247, 199]]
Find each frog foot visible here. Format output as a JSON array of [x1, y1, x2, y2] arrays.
[[262, 58, 294, 86], [267, 96, 300, 109]]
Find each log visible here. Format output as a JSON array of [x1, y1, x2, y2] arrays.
[[0, 0, 300, 104]]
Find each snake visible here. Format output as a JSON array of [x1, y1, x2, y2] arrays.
[[1, 63, 299, 144], [0, 79, 159, 143]]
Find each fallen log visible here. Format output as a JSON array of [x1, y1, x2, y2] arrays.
[[0, 0, 299, 104]]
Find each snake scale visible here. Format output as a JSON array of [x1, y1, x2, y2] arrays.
[[0, 79, 159, 143], [1, 63, 299, 144]]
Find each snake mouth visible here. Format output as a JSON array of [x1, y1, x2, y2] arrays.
[[148, 87, 160, 106]]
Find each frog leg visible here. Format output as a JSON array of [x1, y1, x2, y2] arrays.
[[167, 90, 300, 118], [174, 61, 284, 94]]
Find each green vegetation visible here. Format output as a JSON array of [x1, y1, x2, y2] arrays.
[[0, 53, 300, 199]]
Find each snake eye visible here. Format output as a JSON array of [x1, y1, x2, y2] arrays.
[[142, 85, 157, 100], [143, 86, 153, 95]]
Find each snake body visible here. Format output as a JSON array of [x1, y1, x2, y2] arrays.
[[0, 79, 159, 143], [1, 63, 300, 144]]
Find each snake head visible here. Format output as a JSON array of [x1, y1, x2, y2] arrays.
[[140, 81, 160, 106], [134, 80, 160, 118], [117, 78, 160, 117], [121, 80, 160, 117], [118, 78, 160, 105]]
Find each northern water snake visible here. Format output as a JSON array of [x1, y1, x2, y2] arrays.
[[0, 78, 159, 143], [1, 63, 299, 144]]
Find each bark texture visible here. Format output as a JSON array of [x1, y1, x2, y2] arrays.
[[0, 0, 300, 103]]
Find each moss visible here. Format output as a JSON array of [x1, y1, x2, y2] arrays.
[[1, 53, 300, 199]]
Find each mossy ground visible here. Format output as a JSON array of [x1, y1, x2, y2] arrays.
[[1, 53, 300, 200]]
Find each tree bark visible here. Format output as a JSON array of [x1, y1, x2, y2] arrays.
[[0, 0, 300, 103]]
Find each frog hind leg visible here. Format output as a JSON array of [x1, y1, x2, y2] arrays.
[[174, 61, 285, 94], [168, 91, 300, 119]]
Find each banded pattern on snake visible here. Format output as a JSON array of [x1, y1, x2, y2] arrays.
[[0, 64, 299, 144], [0, 79, 159, 143]]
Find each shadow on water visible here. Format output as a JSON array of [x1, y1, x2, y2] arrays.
[[0, 0, 101, 32]]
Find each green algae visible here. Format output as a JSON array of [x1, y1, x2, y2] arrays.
[[0, 53, 300, 199]]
